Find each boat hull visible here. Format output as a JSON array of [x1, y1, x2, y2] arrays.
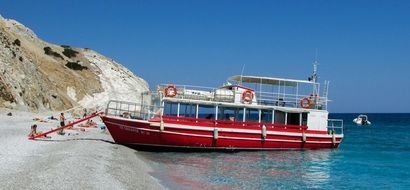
[[102, 115, 343, 150]]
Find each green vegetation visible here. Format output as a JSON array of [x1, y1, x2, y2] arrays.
[[62, 47, 79, 58], [60, 45, 71, 48], [43, 47, 64, 60], [13, 39, 21, 46], [65, 61, 88, 71]]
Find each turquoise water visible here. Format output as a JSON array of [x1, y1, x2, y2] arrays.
[[140, 114, 410, 189]]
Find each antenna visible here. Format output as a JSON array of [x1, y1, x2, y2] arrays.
[[240, 64, 245, 85], [311, 49, 320, 96], [312, 49, 319, 83]]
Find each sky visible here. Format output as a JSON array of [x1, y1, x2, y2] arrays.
[[1, 0, 409, 113]]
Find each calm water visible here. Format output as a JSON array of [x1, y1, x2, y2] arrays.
[[140, 114, 410, 189]]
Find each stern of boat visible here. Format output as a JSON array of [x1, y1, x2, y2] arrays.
[[327, 119, 344, 147]]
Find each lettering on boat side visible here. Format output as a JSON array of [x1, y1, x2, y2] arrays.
[[119, 125, 150, 135]]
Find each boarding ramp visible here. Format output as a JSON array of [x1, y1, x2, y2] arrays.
[[29, 112, 103, 140]]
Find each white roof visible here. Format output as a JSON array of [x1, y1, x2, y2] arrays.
[[229, 75, 315, 87]]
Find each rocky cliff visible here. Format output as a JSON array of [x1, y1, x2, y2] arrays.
[[0, 15, 149, 112]]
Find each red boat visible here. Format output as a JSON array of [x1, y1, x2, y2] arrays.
[[101, 67, 343, 150]]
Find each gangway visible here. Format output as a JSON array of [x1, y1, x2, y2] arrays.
[[28, 112, 103, 140]]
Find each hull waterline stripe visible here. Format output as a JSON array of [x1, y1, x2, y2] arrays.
[[104, 121, 341, 144], [149, 122, 343, 139]]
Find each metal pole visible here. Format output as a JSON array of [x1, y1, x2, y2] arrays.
[[272, 109, 275, 124], [177, 103, 180, 117]]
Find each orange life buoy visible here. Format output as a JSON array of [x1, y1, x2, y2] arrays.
[[164, 85, 177, 97], [300, 97, 310, 109], [242, 90, 254, 104]]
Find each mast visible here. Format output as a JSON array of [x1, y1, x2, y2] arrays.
[[240, 64, 245, 85], [312, 49, 319, 83], [311, 50, 319, 95]]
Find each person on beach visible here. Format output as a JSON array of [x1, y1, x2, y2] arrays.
[[28, 123, 37, 137], [83, 108, 87, 118], [60, 113, 65, 127], [59, 113, 65, 135], [67, 121, 73, 129]]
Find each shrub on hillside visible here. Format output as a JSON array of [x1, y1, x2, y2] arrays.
[[13, 39, 21, 46], [65, 61, 87, 71], [62, 47, 79, 58], [43, 47, 64, 60]]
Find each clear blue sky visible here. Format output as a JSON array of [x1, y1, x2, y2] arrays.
[[1, 0, 409, 113]]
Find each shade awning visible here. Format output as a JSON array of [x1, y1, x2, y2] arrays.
[[229, 75, 315, 87]]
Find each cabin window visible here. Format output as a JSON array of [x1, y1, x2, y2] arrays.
[[179, 103, 196, 118], [245, 108, 259, 122], [163, 102, 178, 116], [261, 109, 273, 124], [198, 105, 215, 119], [218, 107, 241, 121], [302, 113, 308, 126], [274, 111, 286, 124], [287, 113, 300, 125]]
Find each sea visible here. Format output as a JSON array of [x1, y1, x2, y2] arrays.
[[139, 113, 410, 189]]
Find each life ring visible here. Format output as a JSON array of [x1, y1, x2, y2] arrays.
[[242, 90, 254, 104], [164, 85, 177, 97], [300, 97, 310, 109]]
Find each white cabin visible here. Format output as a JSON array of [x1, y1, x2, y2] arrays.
[[148, 74, 335, 133]]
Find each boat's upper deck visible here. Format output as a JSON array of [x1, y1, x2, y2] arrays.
[[157, 75, 330, 111]]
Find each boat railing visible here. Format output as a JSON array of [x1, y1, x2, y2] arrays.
[[327, 119, 344, 135], [156, 115, 308, 130], [158, 84, 235, 103], [105, 100, 162, 121], [257, 91, 328, 110], [158, 84, 328, 110]]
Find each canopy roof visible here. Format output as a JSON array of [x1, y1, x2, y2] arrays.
[[229, 75, 315, 87]]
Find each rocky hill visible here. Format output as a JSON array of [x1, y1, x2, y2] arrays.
[[0, 15, 149, 112]]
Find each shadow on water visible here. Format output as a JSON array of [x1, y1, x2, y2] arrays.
[[122, 144, 287, 153], [123, 144, 335, 153], [137, 148, 339, 189]]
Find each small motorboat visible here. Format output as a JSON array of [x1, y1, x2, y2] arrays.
[[353, 114, 371, 125]]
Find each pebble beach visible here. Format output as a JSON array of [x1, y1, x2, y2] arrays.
[[0, 109, 164, 190]]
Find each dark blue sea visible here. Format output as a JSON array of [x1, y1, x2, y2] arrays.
[[139, 114, 410, 189]]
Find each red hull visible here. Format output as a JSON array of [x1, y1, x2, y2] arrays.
[[101, 116, 343, 150]]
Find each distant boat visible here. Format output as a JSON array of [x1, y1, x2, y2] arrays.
[[353, 115, 371, 125]]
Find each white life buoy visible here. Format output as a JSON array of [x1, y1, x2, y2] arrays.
[[164, 85, 177, 97], [242, 90, 253, 104]]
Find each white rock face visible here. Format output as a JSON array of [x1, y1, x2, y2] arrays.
[[79, 50, 149, 109], [66, 87, 77, 102], [0, 16, 149, 111]]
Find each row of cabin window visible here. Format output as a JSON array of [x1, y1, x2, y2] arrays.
[[163, 102, 308, 126]]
